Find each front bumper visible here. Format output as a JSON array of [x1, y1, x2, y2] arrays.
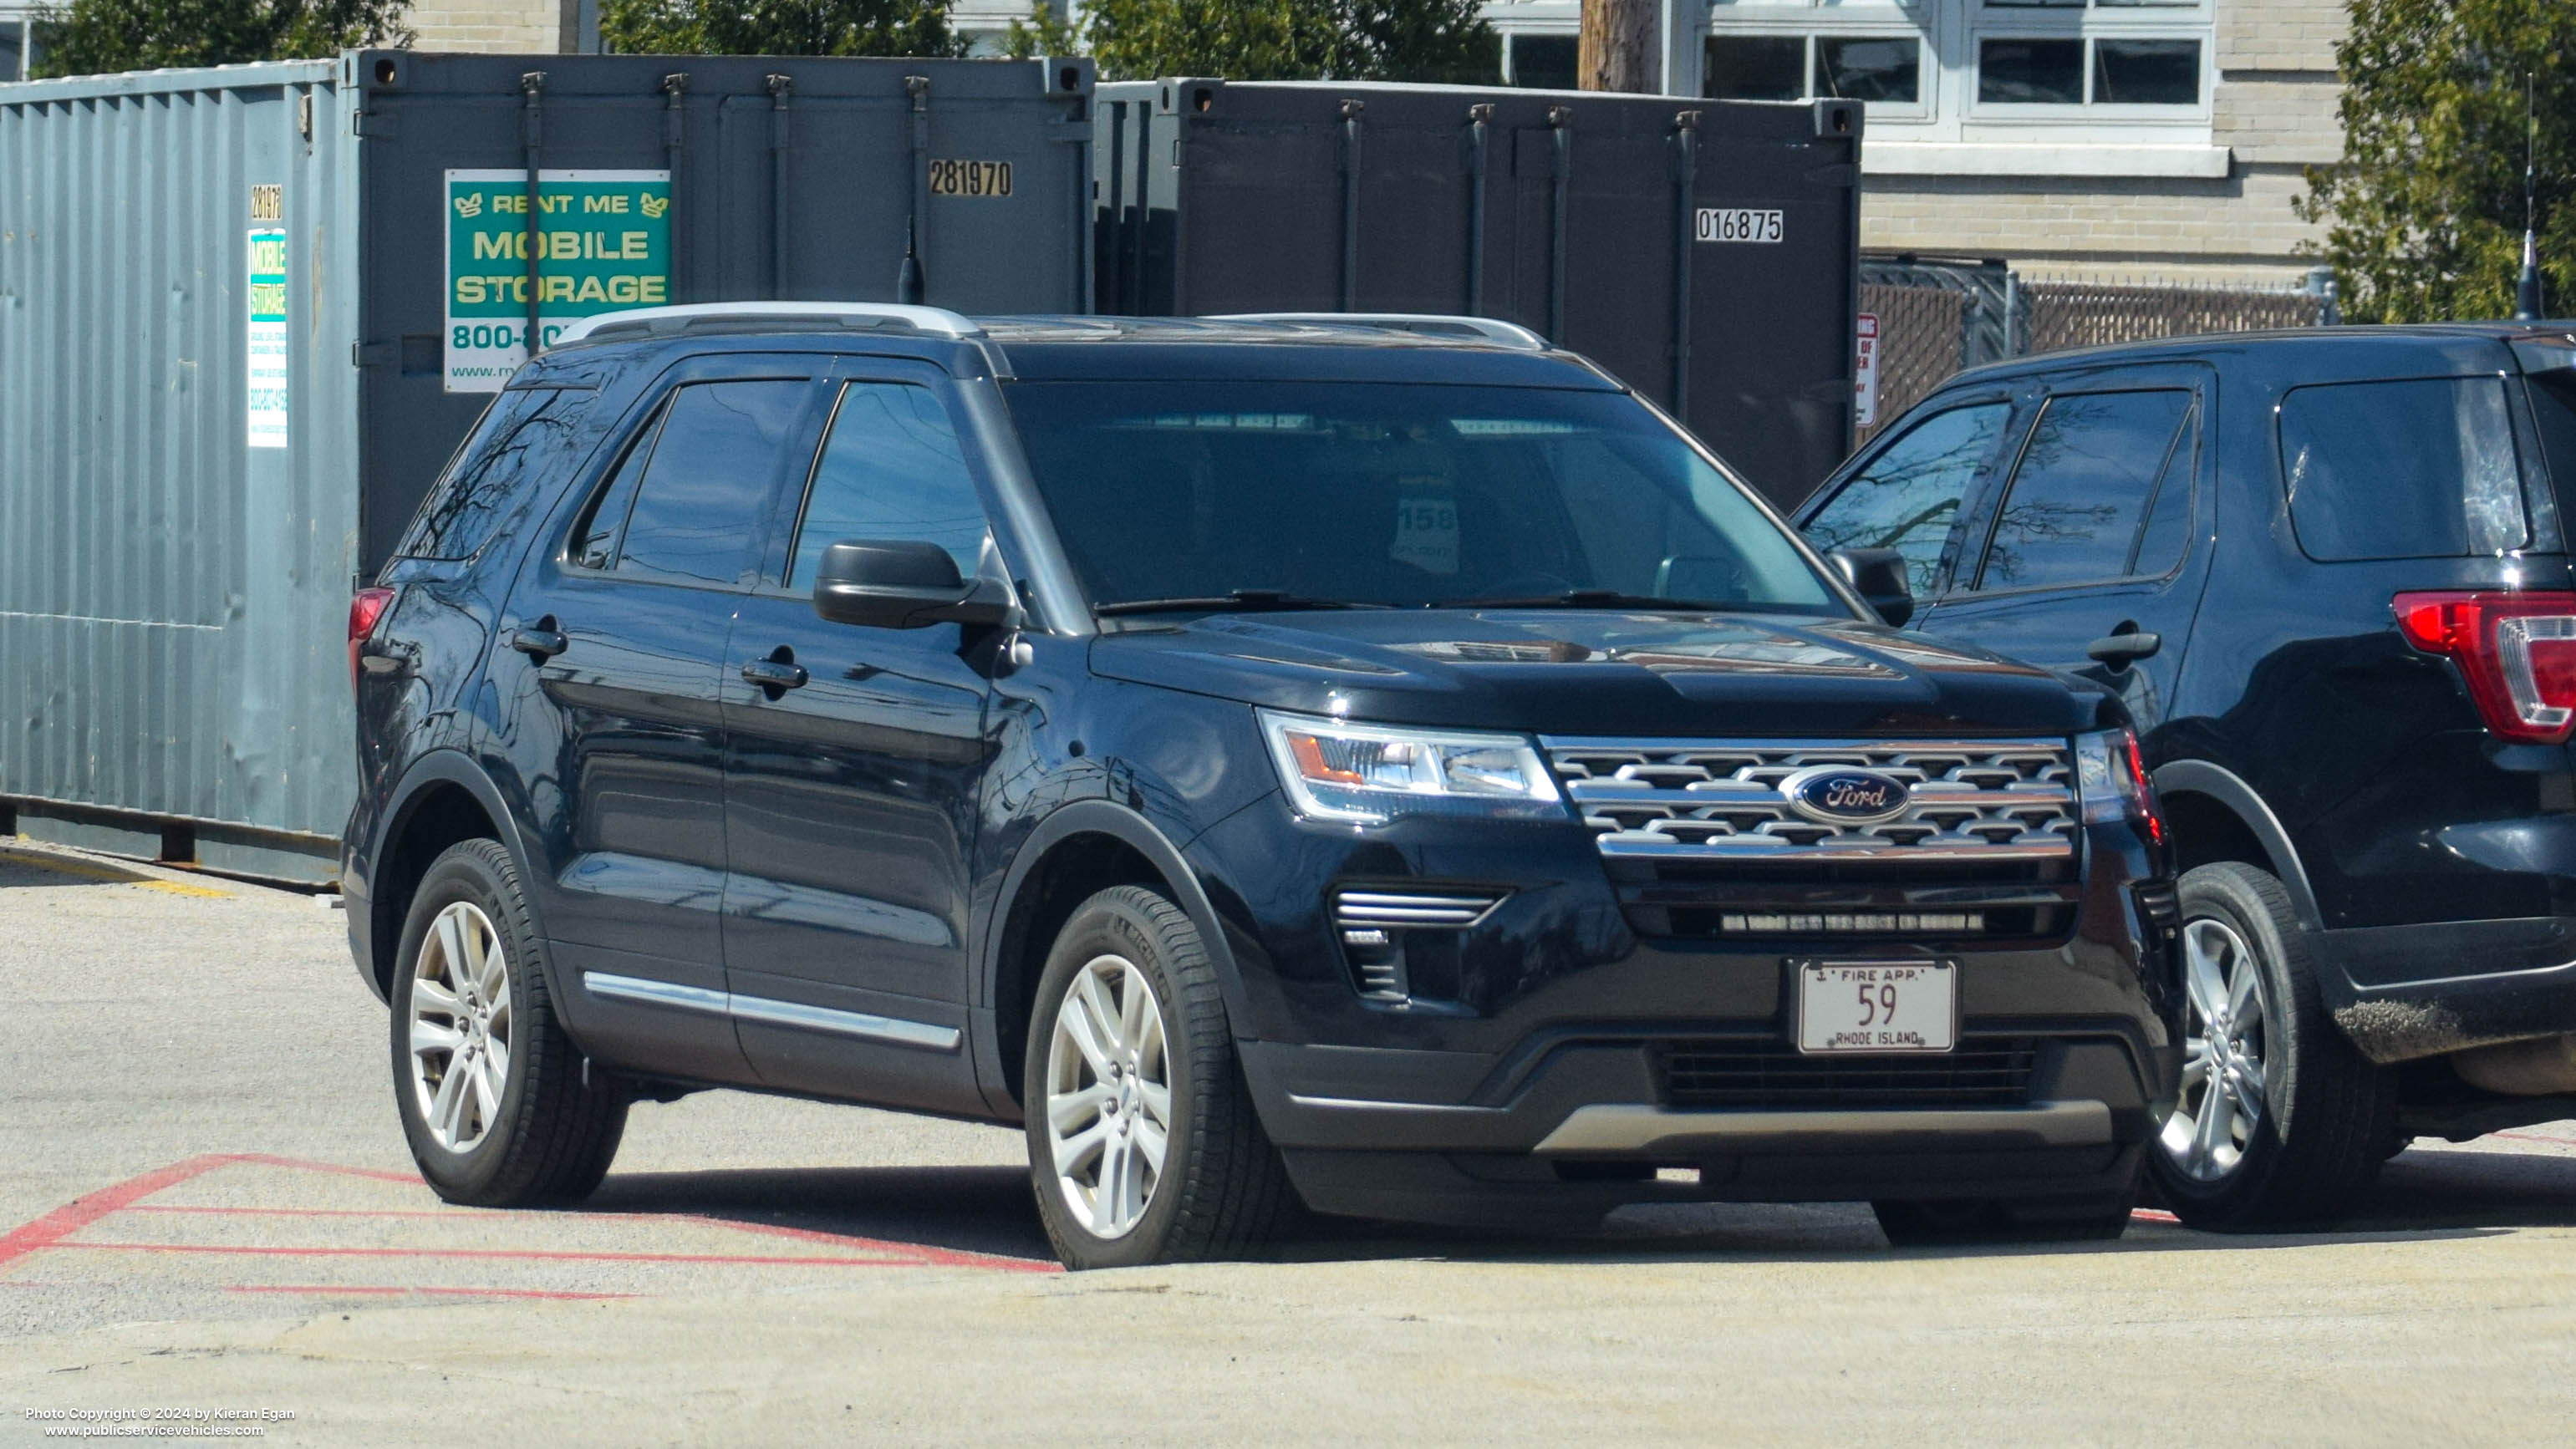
[[1241, 1028, 2162, 1226]]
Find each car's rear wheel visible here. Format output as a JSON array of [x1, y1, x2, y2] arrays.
[[1023, 885, 1300, 1269], [2147, 862, 2394, 1228], [391, 839, 628, 1206]]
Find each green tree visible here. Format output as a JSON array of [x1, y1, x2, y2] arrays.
[[33, 0, 408, 78], [2301, 0, 2576, 322], [603, 0, 966, 58], [1005, 0, 1496, 84]]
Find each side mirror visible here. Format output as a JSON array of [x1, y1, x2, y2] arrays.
[[812, 539, 1015, 630], [1830, 547, 1915, 628]]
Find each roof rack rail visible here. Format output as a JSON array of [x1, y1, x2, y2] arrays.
[[1209, 313, 1550, 352], [553, 302, 983, 346]]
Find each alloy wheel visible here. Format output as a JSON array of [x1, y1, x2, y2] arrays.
[[1043, 953, 1172, 1239], [2161, 915, 2271, 1182], [407, 900, 512, 1153]]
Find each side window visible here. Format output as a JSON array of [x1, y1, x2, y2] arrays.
[[568, 398, 668, 569], [1976, 389, 2193, 592], [789, 382, 990, 586], [613, 380, 812, 587], [2282, 377, 2532, 561], [397, 387, 596, 562], [2128, 404, 2200, 580], [1805, 401, 2010, 596]]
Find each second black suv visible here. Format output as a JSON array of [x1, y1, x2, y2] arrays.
[[1801, 323, 2576, 1228], [344, 308, 2173, 1267]]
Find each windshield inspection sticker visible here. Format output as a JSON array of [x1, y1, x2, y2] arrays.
[[1697, 207, 1784, 244], [444, 170, 670, 394], [245, 224, 288, 448], [1392, 484, 1460, 577]]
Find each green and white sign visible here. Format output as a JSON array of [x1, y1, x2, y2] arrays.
[[246, 226, 289, 447], [444, 169, 671, 393]]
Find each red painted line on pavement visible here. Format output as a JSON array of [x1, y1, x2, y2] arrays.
[[2490, 1130, 2576, 1146], [216, 1153, 423, 1185], [122, 1203, 1056, 1273], [227, 1284, 638, 1302], [0, 1156, 240, 1270], [53, 1241, 939, 1269], [4, 1153, 1056, 1278], [2129, 1208, 2181, 1224]]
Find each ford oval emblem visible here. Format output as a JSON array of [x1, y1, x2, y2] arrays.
[[1780, 765, 1912, 826]]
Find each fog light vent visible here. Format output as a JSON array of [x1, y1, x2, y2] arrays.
[[1331, 887, 1502, 1004], [1332, 888, 1502, 930]]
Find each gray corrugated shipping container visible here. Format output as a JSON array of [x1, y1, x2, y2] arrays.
[[1094, 79, 1861, 506], [0, 51, 1094, 877]]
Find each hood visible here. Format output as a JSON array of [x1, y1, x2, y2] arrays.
[[1089, 610, 2110, 739]]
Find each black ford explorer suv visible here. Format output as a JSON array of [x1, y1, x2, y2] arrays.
[[1800, 324, 2576, 1230], [343, 306, 2176, 1268]]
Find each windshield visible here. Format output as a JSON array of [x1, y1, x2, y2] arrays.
[[1002, 381, 1847, 616]]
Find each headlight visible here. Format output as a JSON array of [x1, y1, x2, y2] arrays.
[[1259, 709, 1565, 824], [2074, 727, 2164, 843]]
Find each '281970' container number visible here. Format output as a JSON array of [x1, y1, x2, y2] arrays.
[[929, 160, 1012, 198]]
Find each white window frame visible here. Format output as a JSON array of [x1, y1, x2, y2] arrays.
[[1703, 2, 1934, 125], [1694, 0, 2214, 150], [1963, 0, 2213, 144]]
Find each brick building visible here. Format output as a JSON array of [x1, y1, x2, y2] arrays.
[[0, 0, 2344, 287], [1489, 0, 2350, 285]]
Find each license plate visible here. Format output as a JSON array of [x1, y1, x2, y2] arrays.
[[1795, 962, 1957, 1054]]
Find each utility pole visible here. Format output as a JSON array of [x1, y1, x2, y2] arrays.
[[1579, 0, 1661, 93], [2517, 74, 2545, 321]]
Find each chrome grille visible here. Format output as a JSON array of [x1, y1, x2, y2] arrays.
[[1542, 738, 2077, 862]]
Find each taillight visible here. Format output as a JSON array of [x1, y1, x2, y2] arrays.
[[349, 587, 396, 692], [2393, 591, 2576, 744]]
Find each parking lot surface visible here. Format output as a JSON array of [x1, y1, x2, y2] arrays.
[[4, 838, 2574, 1444]]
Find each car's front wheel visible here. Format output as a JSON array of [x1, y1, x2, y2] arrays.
[[2147, 862, 2394, 1228], [1022, 885, 1300, 1269], [390, 839, 628, 1206]]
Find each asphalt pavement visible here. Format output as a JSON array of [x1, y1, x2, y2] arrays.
[[3, 837, 2573, 1445]]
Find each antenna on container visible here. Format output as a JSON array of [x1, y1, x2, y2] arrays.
[[2517, 72, 2544, 321]]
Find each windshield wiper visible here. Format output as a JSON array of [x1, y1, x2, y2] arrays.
[[1093, 589, 1390, 618], [1446, 589, 1722, 611]]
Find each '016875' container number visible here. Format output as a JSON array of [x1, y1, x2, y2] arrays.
[[1696, 207, 1784, 244]]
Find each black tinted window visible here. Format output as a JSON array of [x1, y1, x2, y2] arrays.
[[569, 399, 666, 569], [2283, 377, 2529, 561], [1978, 390, 2192, 591], [1005, 381, 1837, 613], [616, 380, 810, 587], [1805, 402, 2009, 596], [792, 384, 989, 586], [398, 388, 598, 562]]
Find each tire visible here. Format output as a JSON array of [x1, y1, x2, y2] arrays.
[[389, 838, 629, 1207], [2146, 861, 2395, 1229], [1873, 1182, 2136, 1248], [1022, 885, 1301, 1269]]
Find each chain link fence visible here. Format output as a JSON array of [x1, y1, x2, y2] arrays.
[[1856, 258, 2339, 446]]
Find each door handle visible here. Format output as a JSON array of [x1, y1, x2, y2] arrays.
[[741, 656, 810, 693], [511, 624, 569, 661], [2085, 630, 2162, 668]]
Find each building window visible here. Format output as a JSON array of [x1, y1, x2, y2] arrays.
[[1977, 34, 2201, 105], [0, 19, 25, 83], [1505, 33, 1577, 90], [1705, 34, 1923, 105]]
